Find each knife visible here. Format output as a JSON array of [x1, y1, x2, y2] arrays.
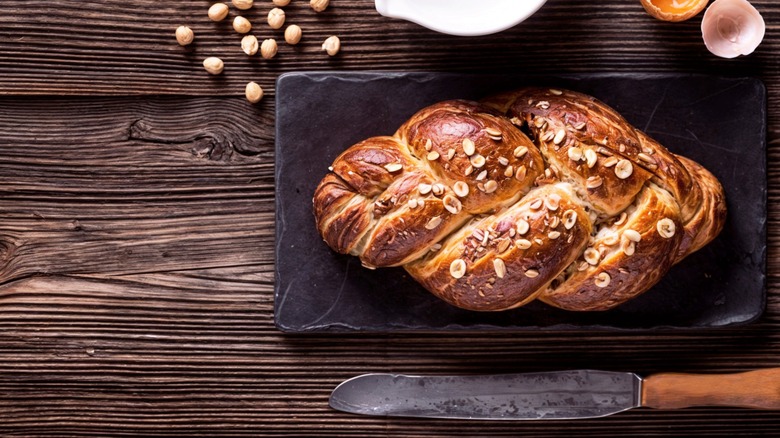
[[330, 368, 780, 420]]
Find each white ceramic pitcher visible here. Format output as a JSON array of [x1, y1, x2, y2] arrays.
[[374, 0, 548, 36]]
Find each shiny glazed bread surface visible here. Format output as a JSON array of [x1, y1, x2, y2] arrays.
[[312, 88, 726, 311]]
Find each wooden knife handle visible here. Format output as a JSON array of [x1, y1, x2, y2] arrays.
[[641, 368, 780, 410]]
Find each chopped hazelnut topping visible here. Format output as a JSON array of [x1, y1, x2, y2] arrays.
[[453, 181, 469, 197], [586, 176, 603, 189], [584, 247, 600, 265], [620, 235, 636, 256], [615, 159, 633, 179], [493, 258, 507, 278], [568, 147, 583, 162], [462, 138, 476, 156], [384, 163, 403, 173], [553, 129, 566, 145], [623, 229, 641, 242], [517, 219, 530, 235], [425, 216, 442, 230], [563, 210, 577, 230], [584, 148, 597, 168], [602, 233, 619, 246], [657, 218, 676, 238], [443, 195, 462, 214], [470, 154, 486, 168], [515, 165, 527, 181], [450, 259, 467, 279], [485, 127, 503, 141], [594, 272, 611, 288], [545, 194, 561, 211]]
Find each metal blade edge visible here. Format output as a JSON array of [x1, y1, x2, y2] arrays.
[[330, 370, 641, 420]]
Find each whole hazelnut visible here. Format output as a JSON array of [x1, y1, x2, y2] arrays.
[[267, 8, 286, 30], [232, 0, 253, 10], [322, 35, 340, 56], [175, 26, 194, 46], [310, 0, 329, 12], [273, 0, 291, 5], [284, 25, 302, 45], [203, 57, 224, 74], [260, 38, 278, 59], [208, 3, 229, 21], [233, 16, 252, 34], [246, 82, 264, 103], [241, 35, 259, 55]]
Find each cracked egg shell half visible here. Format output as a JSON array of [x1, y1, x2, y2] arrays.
[[701, 0, 765, 58]]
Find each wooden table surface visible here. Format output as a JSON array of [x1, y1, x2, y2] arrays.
[[0, 0, 778, 436]]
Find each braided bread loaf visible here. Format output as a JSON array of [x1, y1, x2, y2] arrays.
[[313, 87, 726, 311]]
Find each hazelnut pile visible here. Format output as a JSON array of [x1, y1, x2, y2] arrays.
[[175, 0, 341, 104]]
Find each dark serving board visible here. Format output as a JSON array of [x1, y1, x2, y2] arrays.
[[274, 72, 766, 332]]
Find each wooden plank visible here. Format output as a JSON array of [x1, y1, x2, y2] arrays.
[[0, 0, 776, 97], [0, 97, 270, 281], [0, 0, 779, 435]]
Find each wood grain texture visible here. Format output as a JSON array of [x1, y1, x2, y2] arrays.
[[642, 368, 780, 410], [0, 0, 779, 436]]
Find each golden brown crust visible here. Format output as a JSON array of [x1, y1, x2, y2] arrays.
[[540, 184, 683, 311], [313, 173, 373, 255], [405, 183, 591, 311], [396, 100, 544, 214], [673, 155, 727, 261], [312, 88, 727, 312], [483, 87, 653, 217], [360, 171, 471, 267]]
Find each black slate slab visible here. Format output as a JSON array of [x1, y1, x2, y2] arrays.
[[274, 72, 766, 332]]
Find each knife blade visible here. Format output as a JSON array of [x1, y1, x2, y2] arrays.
[[330, 368, 780, 420]]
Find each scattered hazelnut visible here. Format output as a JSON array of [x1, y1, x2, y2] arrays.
[[175, 26, 194, 46], [322, 35, 340, 56], [284, 25, 302, 45], [273, 0, 291, 5], [246, 82, 264, 103], [241, 35, 259, 55], [260, 38, 278, 59], [232, 0, 253, 10], [310, 0, 329, 12], [268, 8, 286, 29], [233, 16, 252, 34], [203, 57, 224, 75], [208, 3, 229, 21]]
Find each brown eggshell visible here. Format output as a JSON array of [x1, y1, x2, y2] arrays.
[[640, 0, 709, 22]]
